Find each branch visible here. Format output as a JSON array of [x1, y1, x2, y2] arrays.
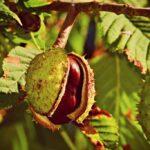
[[53, 5, 79, 48], [37, 2, 150, 18]]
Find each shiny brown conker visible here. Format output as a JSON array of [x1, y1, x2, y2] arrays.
[[49, 56, 83, 124]]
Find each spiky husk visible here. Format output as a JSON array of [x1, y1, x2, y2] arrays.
[[29, 106, 60, 131], [26, 49, 69, 114], [26, 49, 96, 127]]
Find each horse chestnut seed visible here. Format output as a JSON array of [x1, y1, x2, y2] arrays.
[[49, 56, 83, 124], [26, 49, 95, 129]]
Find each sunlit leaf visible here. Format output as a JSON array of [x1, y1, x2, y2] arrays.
[[0, 46, 41, 93], [90, 53, 150, 148], [129, 16, 150, 39], [24, 0, 53, 8], [114, 0, 149, 7], [77, 107, 119, 149], [0, 2, 21, 25], [97, 12, 150, 74]]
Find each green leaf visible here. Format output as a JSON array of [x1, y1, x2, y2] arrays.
[[129, 16, 150, 39], [90, 54, 141, 118], [3, 28, 31, 45], [97, 12, 150, 73], [0, 32, 15, 53], [90, 115, 119, 148], [90, 53, 150, 148], [121, 119, 150, 150], [139, 75, 150, 141], [78, 110, 119, 149], [24, 0, 52, 8], [0, 46, 42, 93], [0, 2, 21, 25], [114, 0, 148, 7]]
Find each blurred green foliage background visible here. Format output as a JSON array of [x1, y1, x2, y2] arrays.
[[0, 0, 150, 150]]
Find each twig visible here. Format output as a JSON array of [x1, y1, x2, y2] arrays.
[[53, 5, 79, 48], [36, 2, 150, 18], [30, 32, 41, 50], [59, 127, 76, 150]]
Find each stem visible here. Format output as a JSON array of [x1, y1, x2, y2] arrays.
[[114, 56, 120, 123], [53, 5, 79, 49], [59, 128, 76, 150], [30, 32, 41, 50], [36, 1, 150, 17]]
